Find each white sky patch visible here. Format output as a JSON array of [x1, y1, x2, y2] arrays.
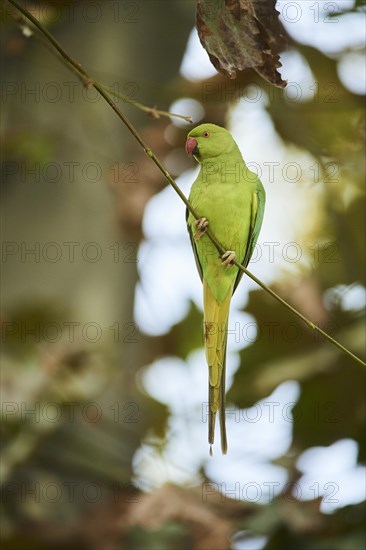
[[132, 439, 203, 491], [135, 169, 202, 335], [134, 242, 198, 335], [296, 439, 366, 513], [341, 284, 366, 311], [227, 309, 259, 352], [279, 49, 317, 101], [323, 283, 366, 312], [134, 349, 241, 488], [169, 97, 205, 128], [206, 380, 300, 457], [133, 377, 300, 495], [337, 50, 366, 95], [180, 27, 218, 82], [142, 169, 196, 241], [278, 1, 365, 55], [231, 532, 268, 550], [140, 348, 240, 415]]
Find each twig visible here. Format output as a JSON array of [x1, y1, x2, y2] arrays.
[[96, 82, 192, 123], [6, 0, 365, 367]]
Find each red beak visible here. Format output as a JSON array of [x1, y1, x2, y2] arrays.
[[185, 136, 198, 157]]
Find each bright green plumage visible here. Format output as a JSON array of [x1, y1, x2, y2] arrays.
[[186, 123, 266, 454]]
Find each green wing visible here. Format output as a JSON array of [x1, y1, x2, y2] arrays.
[[233, 182, 266, 294], [186, 207, 203, 283]]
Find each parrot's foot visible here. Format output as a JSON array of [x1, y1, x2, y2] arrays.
[[221, 250, 236, 267], [194, 217, 208, 240]]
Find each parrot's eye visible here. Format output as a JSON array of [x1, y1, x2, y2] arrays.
[[203, 131, 210, 138]]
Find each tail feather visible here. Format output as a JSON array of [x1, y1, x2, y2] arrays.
[[203, 281, 219, 377], [208, 350, 228, 454], [208, 384, 216, 446], [203, 280, 232, 455], [219, 334, 228, 454]]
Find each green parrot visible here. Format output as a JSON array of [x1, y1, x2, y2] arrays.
[[185, 123, 266, 455]]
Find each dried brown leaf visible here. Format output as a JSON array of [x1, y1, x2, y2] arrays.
[[196, 0, 287, 87]]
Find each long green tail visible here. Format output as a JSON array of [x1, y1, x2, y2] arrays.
[[219, 336, 227, 454], [208, 332, 228, 455]]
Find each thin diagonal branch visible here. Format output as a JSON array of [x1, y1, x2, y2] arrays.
[[96, 82, 192, 123], [6, 0, 365, 368]]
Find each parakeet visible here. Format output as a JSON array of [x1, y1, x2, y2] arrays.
[[185, 123, 266, 455]]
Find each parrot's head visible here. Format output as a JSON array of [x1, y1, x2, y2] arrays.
[[185, 123, 235, 162]]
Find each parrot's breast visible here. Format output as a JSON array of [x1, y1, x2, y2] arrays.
[[188, 174, 253, 303]]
